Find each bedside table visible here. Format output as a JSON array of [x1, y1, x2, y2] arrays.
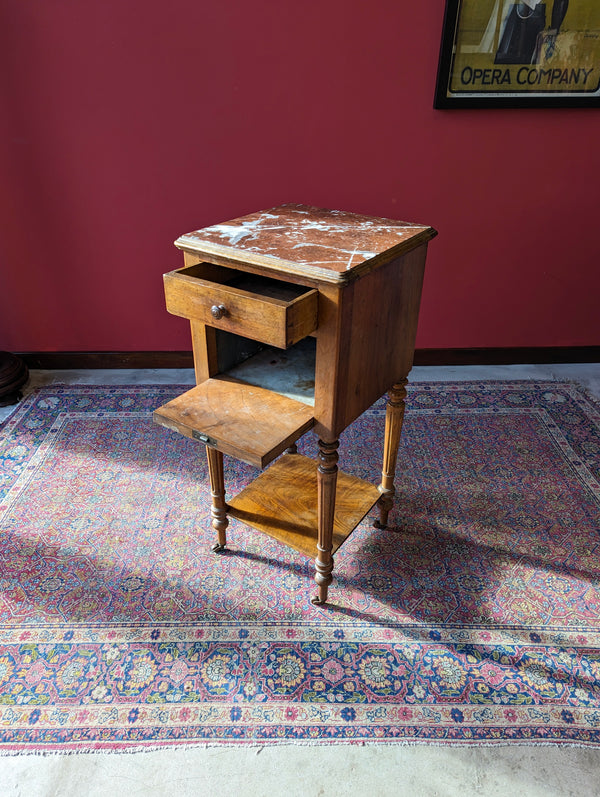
[[154, 204, 436, 605]]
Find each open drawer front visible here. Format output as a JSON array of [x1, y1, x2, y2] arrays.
[[153, 378, 315, 468], [164, 263, 318, 348]]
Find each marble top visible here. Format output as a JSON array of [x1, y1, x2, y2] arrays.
[[175, 204, 436, 283]]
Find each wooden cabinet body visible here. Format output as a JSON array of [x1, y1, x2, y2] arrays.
[[154, 204, 436, 604]]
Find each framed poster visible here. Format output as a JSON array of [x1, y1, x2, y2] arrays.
[[434, 0, 600, 107]]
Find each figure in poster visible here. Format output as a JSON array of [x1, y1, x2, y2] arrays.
[[492, 0, 570, 63]]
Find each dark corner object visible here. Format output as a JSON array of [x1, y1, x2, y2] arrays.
[[16, 347, 600, 370], [0, 352, 29, 406]]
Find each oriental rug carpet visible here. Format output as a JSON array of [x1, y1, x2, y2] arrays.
[[0, 381, 599, 753]]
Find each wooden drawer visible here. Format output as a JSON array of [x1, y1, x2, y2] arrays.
[[163, 263, 318, 348]]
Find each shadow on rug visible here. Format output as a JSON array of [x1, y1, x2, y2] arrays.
[[0, 381, 599, 752]]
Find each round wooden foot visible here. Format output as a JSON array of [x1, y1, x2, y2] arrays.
[[310, 581, 329, 606]]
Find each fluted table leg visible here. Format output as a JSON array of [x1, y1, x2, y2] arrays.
[[206, 447, 229, 552], [312, 438, 339, 605], [375, 379, 408, 530]]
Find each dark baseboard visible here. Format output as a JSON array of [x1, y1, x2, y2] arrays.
[[19, 351, 195, 370], [17, 347, 600, 370], [413, 346, 600, 366]]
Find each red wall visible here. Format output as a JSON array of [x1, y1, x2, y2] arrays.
[[1, 1, 599, 353]]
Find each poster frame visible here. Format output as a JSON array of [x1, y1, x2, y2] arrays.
[[434, 0, 600, 108]]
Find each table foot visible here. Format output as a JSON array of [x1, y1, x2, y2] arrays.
[[211, 543, 227, 553]]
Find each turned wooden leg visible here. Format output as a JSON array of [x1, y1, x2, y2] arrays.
[[312, 438, 339, 606], [206, 446, 229, 552], [375, 379, 408, 530]]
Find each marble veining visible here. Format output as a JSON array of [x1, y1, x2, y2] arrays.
[[175, 204, 436, 280]]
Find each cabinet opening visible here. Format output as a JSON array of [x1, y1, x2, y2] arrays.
[[216, 330, 316, 406]]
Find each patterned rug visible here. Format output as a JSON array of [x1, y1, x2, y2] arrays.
[[0, 381, 599, 753]]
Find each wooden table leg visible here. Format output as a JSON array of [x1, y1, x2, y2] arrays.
[[375, 379, 408, 530], [206, 446, 229, 552], [312, 437, 339, 605]]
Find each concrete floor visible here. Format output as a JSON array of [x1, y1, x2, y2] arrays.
[[1, 363, 600, 796]]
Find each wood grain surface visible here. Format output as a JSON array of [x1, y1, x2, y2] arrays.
[[153, 378, 315, 468], [227, 454, 380, 558]]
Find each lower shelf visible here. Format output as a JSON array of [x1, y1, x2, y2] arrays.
[[227, 454, 381, 558]]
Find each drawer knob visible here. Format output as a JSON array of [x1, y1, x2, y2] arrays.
[[210, 304, 227, 320]]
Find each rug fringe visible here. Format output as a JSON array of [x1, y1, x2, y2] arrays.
[[3, 737, 600, 758]]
